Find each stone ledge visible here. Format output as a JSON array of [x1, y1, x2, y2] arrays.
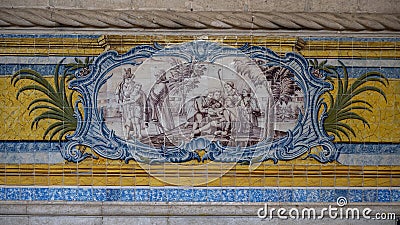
[[0, 201, 399, 216], [0, 215, 398, 225], [0, 202, 399, 225]]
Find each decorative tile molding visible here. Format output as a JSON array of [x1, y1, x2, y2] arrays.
[[1, 142, 399, 187], [98, 35, 306, 54], [2, 35, 400, 59], [0, 36, 103, 56]]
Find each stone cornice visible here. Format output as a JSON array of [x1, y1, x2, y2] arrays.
[[0, 8, 400, 31]]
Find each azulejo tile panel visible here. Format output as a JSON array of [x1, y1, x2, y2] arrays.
[[0, 34, 399, 202]]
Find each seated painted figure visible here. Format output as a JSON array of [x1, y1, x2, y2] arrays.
[[190, 90, 235, 138]]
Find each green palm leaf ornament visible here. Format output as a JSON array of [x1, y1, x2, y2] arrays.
[[12, 57, 93, 141], [311, 59, 389, 141]]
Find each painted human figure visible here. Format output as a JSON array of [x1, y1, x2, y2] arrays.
[[223, 81, 239, 104], [126, 83, 146, 139], [192, 91, 234, 137], [211, 91, 233, 135], [237, 88, 261, 134], [145, 72, 175, 131], [116, 68, 135, 104], [115, 68, 136, 139], [222, 81, 240, 132], [223, 97, 238, 131], [191, 91, 215, 136]]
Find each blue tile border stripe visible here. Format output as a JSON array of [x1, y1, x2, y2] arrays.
[[0, 187, 399, 203], [1, 64, 400, 78], [0, 141, 64, 153], [337, 143, 400, 154], [1, 141, 399, 154]]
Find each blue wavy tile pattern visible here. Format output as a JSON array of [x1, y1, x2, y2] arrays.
[[1, 187, 398, 202]]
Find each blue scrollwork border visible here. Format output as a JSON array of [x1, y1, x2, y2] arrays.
[[61, 41, 338, 164]]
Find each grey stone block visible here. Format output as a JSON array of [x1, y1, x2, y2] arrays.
[[358, 0, 400, 13], [0, 0, 49, 8], [77, 0, 133, 10], [48, 0, 77, 8], [102, 216, 168, 225], [102, 216, 398, 225], [0, 203, 27, 215], [191, 0, 247, 11], [0, 216, 29, 225], [29, 216, 102, 225], [308, 0, 359, 13], [101, 203, 171, 216], [26, 202, 102, 216], [132, 0, 192, 11], [248, 0, 308, 12]]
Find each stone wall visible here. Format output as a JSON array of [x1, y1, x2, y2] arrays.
[[1, 0, 400, 13]]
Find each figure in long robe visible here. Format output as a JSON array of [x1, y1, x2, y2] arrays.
[[145, 72, 175, 132], [237, 88, 261, 134], [125, 83, 146, 139], [115, 68, 136, 140]]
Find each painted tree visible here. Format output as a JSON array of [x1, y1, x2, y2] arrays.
[[167, 59, 206, 115], [234, 59, 300, 139], [258, 65, 300, 105], [12, 57, 93, 141], [234, 59, 300, 104], [311, 60, 389, 141]]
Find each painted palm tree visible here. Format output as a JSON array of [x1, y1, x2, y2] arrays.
[[234, 59, 300, 139], [12, 57, 93, 141], [235, 59, 300, 105], [260, 65, 300, 105], [311, 60, 389, 141]]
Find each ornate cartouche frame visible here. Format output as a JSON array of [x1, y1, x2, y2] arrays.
[[61, 41, 338, 164]]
